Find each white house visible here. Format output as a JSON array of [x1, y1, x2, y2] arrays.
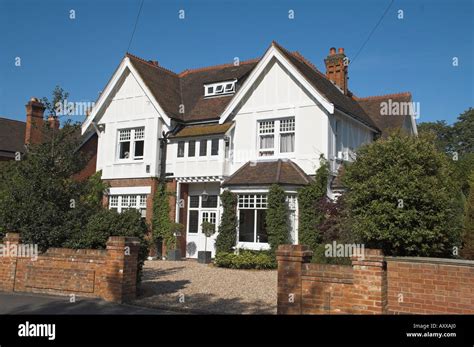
[[81, 42, 417, 258]]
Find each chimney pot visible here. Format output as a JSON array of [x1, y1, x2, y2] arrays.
[[338, 47, 344, 54], [329, 47, 336, 56]]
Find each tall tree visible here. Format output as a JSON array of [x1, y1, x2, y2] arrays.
[[461, 171, 474, 260]]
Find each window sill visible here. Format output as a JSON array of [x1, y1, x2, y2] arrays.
[[236, 242, 270, 251], [114, 159, 145, 165]]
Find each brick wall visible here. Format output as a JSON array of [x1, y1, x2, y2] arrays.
[[277, 245, 474, 315], [0, 233, 140, 303], [387, 257, 474, 314]]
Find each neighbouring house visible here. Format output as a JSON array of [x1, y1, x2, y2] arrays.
[[81, 41, 417, 259], [0, 97, 97, 180]]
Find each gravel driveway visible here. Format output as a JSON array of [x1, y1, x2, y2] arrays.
[[132, 260, 277, 314]]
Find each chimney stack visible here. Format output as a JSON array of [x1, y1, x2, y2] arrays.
[[324, 47, 348, 94], [47, 115, 60, 130], [25, 97, 46, 145]]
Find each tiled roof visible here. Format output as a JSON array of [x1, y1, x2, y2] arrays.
[[273, 42, 380, 131], [127, 53, 257, 123], [170, 122, 233, 138], [0, 117, 25, 158], [126, 42, 410, 134], [223, 159, 312, 186], [356, 92, 413, 137]]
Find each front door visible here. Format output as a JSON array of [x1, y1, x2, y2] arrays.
[[185, 192, 219, 258]]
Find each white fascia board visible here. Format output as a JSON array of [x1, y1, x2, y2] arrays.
[[81, 57, 172, 135], [108, 186, 151, 195], [219, 45, 334, 124]]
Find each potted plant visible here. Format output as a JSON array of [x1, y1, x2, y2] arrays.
[[198, 221, 216, 264], [167, 223, 184, 261]]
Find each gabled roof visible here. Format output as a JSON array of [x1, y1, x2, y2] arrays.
[[86, 42, 412, 136], [0, 117, 25, 157], [272, 42, 380, 131], [223, 159, 311, 186], [355, 92, 414, 137], [127, 53, 258, 123]]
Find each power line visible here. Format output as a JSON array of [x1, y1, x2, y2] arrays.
[[126, 0, 145, 53], [351, 0, 395, 64]]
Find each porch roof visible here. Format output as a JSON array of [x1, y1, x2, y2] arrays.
[[223, 159, 312, 187], [170, 122, 233, 139]]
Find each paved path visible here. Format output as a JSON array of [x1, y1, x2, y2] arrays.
[[0, 292, 180, 315]]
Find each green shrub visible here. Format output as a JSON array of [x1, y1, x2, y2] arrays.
[[214, 250, 276, 269], [343, 133, 463, 257], [297, 155, 329, 256], [65, 209, 149, 282], [266, 184, 289, 253], [152, 182, 173, 247], [215, 190, 238, 253]]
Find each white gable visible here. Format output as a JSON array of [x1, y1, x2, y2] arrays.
[[100, 69, 156, 124], [219, 44, 334, 124]]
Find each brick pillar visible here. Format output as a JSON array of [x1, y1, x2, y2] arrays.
[[0, 233, 20, 292], [100, 236, 141, 303], [351, 249, 387, 314], [276, 244, 312, 314]]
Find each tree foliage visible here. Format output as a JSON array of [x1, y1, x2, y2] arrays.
[[297, 156, 329, 253], [266, 184, 289, 253], [461, 172, 474, 260], [215, 190, 237, 253], [343, 133, 463, 257], [0, 122, 102, 250], [151, 182, 174, 248]]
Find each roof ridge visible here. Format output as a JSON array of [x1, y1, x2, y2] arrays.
[[126, 52, 178, 76], [178, 58, 260, 77], [0, 117, 25, 124], [276, 159, 282, 183], [355, 92, 412, 101]]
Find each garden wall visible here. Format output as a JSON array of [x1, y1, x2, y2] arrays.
[[0, 232, 140, 303], [277, 245, 474, 314]]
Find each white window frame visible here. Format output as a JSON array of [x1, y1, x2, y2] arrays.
[[117, 127, 145, 161], [204, 80, 237, 97], [187, 195, 219, 235], [237, 194, 268, 244], [257, 117, 295, 157], [109, 194, 147, 218]]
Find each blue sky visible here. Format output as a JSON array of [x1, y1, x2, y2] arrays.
[[0, 0, 472, 125]]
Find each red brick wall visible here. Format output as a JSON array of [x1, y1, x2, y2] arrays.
[[277, 245, 474, 315], [0, 233, 140, 303], [387, 258, 474, 314]]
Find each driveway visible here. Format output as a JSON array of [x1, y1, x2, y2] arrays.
[[132, 260, 277, 314], [0, 292, 179, 315]]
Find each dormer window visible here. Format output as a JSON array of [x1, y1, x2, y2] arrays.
[[204, 80, 236, 97]]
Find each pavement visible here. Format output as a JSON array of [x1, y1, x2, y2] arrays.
[[0, 292, 181, 315]]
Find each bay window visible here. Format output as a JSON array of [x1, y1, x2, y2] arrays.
[[109, 194, 147, 218], [237, 194, 268, 243]]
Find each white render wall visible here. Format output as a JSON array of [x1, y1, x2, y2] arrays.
[[230, 58, 329, 175], [96, 69, 167, 180]]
